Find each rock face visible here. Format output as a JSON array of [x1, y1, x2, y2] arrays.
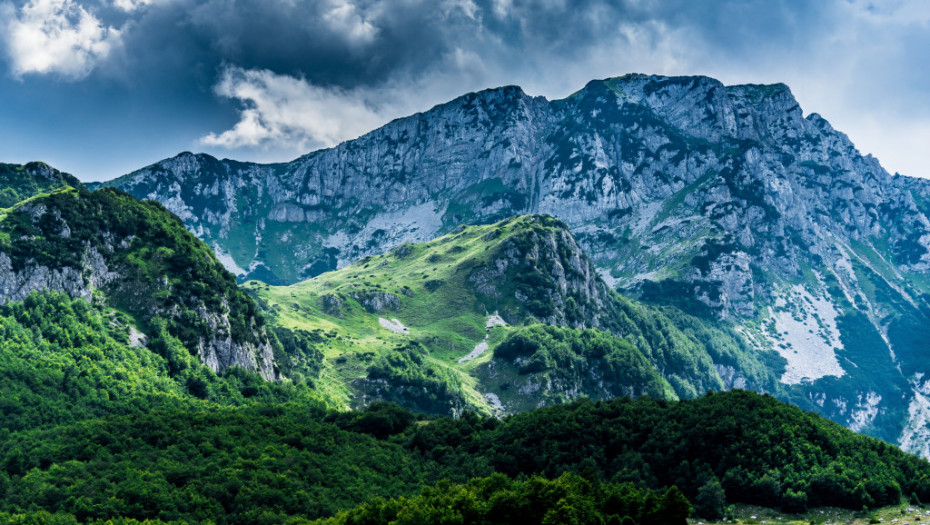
[[104, 74, 930, 453], [194, 299, 276, 381], [465, 216, 615, 330], [102, 77, 928, 295], [0, 250, 114, 304], [348, 291, 401, 313], [0, 186, 276, 380]]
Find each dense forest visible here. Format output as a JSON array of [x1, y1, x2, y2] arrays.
[[400, 392, 929, 514], [0, 368, 928, 522], [312, 473, 692, 525], [0, 292, 320, 433]]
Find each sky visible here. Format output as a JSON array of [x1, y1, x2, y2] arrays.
[[0, 0, 927, 182]]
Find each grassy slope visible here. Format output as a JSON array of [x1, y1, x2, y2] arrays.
[[0, 162, 84, 208], [246, 215, 779, 415]]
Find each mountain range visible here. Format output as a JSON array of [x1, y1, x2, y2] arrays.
[[3, 73, 930, 521], [92, 74, 930, 455]]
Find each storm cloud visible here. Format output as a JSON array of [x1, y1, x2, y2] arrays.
[[0, 0, 927, 180]]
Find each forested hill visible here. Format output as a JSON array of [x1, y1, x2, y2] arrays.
[[0, 185, 277, 379], [0, 391, 927, 523], [0, 291, 321, 433]]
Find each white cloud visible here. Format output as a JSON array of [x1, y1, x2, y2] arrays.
[[441, 0, 480, 20], [491, 0, 512, 19], [323, 0, 378, 46], [112, 0, 168, 12], [200, 67, 398, 151], [200, 45, 509, 154], [1, 0, 121, 80]]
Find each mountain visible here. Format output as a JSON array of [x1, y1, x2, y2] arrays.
[[0, 162, 84, 207], [0, 182, 276, 379], [102, 74, 930, 453], [0, 177, 927, 522], [245, 215, 780, 415]]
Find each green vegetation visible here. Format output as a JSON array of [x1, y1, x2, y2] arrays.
[[0, 162, 84, 208], [246, 214, 779, 416], [401, 392, 930, 513], [0, 405, 432, 523], [314, 473, 691, 525], [0, 290, 318, 433], [0, 291, 191, 432], [0, 285, 918, 523], [0, 390, 926, 523], [484, 325, 674, 410], [0, 187, 274, 367], [363, 342, 469, 414]]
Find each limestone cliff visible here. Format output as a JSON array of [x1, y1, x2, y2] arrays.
[[103, 74, 930, 452]]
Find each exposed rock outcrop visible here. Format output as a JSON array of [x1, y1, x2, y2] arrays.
[[466, 216, 612, 329], [0, 186, 277, 380]]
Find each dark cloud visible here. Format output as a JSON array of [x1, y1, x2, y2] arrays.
[[99, 0, 834, 89], [0, 0, 927, 179]]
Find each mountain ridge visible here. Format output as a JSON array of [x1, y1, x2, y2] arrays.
[[245, 214, 780, 415], [100, 73, 930, 454]]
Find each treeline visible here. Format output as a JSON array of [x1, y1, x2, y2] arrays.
[[400, 391, 930, 515], [1, 392, 928, 522], [313, 473, 690, 525]]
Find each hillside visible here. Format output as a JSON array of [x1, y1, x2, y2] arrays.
[[105, 74, 930, 454], [0, 290, 319, 433], [0, 391, 927, 523], [0, 183, 921, 521], [0, 162, 84, 207], [245, 215, 781, 415], [0, 184, 276, 379]]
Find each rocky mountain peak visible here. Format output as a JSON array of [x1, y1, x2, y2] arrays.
[[101, 73, 930, 453], [465, 214, 613, 329]]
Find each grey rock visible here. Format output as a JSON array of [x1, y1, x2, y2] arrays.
[[348, 291, 401, 313], [103, 73, 930, 453]]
